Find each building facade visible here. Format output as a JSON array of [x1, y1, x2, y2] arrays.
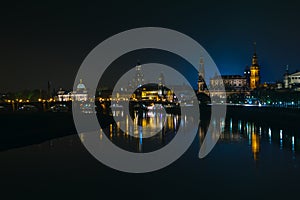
[[283, 68, 300, 89], [210, 75, 247, 91], [56, 79, 88, 102], [200, 44, 261, 93]]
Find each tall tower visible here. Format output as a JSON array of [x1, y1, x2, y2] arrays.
[[250, 42, 260, 89], [198, 57, 206, 92], [132, 61, 145, 89], [158, 72, 165, 86], [284, 65, 289, 88], [244, 66, 251, 87]]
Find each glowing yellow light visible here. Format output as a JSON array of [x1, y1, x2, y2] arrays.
[[251, 132, 260, 161], [38, 98, 42, 102], [26, 100, 30, 103], [19, 99, 23, 103], [142, 119, 147, 127], [110, 124, 113, 133]]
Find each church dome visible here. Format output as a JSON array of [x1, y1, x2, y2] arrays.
[[77, 79, 86, 90]]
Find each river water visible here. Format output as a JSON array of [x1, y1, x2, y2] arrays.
[[0, 110, 299, 199]]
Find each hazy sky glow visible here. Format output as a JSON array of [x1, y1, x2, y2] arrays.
[[1, 0, 300, 92]]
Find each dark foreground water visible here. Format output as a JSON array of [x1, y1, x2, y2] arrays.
[[0, 111, 299, 199]]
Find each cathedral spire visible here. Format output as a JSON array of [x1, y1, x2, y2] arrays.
[[198, 57, 206, 93], [252, 42, 258, 66], [199, 56, 205, 80], [249, 42, 260, 89]]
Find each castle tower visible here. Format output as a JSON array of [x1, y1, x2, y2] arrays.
[[249, 42, 260, 89], [198, 57, 206, 92]]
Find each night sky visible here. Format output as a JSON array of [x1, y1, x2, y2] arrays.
[[1, 0, 300, 92]]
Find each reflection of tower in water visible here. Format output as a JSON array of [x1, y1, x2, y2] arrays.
[[251, 132, 260, 161], [202, 118, 261, 161]]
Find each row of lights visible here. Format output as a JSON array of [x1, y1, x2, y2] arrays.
[[5, 98, 55, 103]]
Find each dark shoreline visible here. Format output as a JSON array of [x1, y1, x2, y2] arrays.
[[224, 105, 300, 127]]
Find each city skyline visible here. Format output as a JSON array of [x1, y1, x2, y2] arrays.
[[1, 1, 300, 92], [1, 2, 300, 198], [0, 47, 297, 93]]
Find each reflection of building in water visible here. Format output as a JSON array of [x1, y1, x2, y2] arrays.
[[251, 132, 260, 161], [108, 111, 180, 152], [56, 79, 88, 102], [198, 126, 206, 145], [202, 118, 262, 161]]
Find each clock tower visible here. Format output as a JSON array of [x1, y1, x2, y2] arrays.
[[250, 42, 260, 89]]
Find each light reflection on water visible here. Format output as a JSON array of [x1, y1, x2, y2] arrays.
[[1, 111, 299, 198], [199, 116, 298, 161], [1, 110, 298, 162], [98, 110, 300, 159], [103, 110, 182, 152]]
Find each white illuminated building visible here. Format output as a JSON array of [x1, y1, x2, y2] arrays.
[[56, 79, 88, 102], [284, 70, 300, 89]]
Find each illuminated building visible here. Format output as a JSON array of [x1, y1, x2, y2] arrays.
[[132, 83, 175, 102], [129, 62, 145, 90], [210, 75, 247, 92], [209, 43, 261, 93], [283, 65, 300, 90], [56, 79, 88, 102], [249, 43, 260, 89]]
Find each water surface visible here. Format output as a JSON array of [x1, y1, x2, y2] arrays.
[[0, 112, 299, 199]]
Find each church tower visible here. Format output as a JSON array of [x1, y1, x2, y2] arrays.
[[132, 61, 145, 89], [284, 65, 290, 88], [244, 66, 251, 87], [198, 57, 206, 92], [250, 42, 260, 89]]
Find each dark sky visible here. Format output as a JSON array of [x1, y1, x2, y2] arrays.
[[1, 0, 300, 92]]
